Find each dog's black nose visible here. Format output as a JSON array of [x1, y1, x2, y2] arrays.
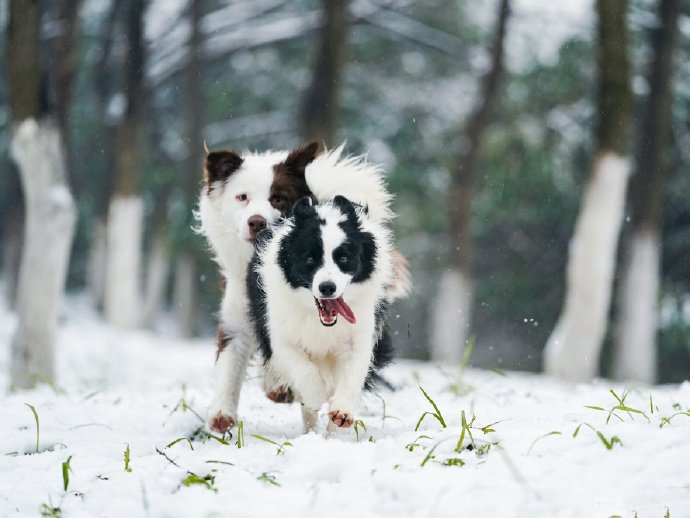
[[319, 281, 337, 298], [248, 215, 267, 238]]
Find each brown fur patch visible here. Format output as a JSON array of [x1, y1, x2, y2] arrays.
[[204, 150, 243, 191], [215, 325, 233, 362], [270, 142, 320, 212]]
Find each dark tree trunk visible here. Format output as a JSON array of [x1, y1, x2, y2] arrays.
[[300, 0, 349, 146], [1, 165, 24, 308], [544, 0, 633, 381], [50, 0, 83, 139], [614, 0, 680, 383], [105, 0, 147, 327], [175, 0, 205, 337], [430, 0, 511, 362]]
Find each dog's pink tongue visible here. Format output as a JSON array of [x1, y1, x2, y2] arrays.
[[332, 296, 356, 324]]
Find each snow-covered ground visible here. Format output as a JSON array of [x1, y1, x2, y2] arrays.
[[1, 297, 689, 518]]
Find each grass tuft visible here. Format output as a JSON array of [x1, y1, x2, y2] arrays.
[[235, 421, 245, 449], [353, 420, 367, 442], [166, 438, 194, 450], [257, 472, 280, 486], [181, 473, 216, 492], [24, 403, 40, 454], [415, 386, 447, 431], [124, 444, 133, 472], [61, 455, 73, 491], [526, 431, 562, 455], [251, 435, 293, 455]]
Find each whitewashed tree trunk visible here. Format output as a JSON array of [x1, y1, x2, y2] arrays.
[[174, 253, 197, 338], [614, 229, 659, 383], [142, 234, 170, 328], [87, 218, 107, 310], [430, 268, 473, 363], [105, 195, 144, 328], [544, 152, 630, 381], [10, 119, 76, 388]]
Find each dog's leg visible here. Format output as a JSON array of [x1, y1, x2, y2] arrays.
[[263, 368, 294, 404], [300, 404, 319, 433], [327, 329, 376, 431], [207, 326, 254, 434], [269, 344, 327, 433]]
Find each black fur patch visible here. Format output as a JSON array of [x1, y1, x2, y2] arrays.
[[277, 197, 324, 289]]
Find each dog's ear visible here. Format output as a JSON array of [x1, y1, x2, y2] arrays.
[[205, 150, 243, 185], [333, 195, 358, 221], [292, 196, 316, 221], [283, 142, 319, 176]]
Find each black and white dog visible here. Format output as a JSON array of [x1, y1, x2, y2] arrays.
[[197, 143, 410, 434], [248, 195, 394, 432]]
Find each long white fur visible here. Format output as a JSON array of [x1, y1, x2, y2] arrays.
[[257, 201, 393, 433], [197, 145, 400, 431]]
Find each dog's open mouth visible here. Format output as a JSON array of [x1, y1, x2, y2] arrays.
[[314, 297, 356, 327]]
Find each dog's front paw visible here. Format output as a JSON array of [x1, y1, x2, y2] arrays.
[[265, 385, 294, 404], [207, 411, 235, 434], [328, 409, 354, 428]]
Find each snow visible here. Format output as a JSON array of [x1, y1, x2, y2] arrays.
[[1, 296, 690, 517]]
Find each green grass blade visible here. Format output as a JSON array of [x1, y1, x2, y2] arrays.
[[24, 403, 40, 453], [61, 455, 73, 491], [418, 386, 447, 428]]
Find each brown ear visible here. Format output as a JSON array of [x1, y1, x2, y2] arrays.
[[283, 142, 319, 175], [205, 150, 243, 185]]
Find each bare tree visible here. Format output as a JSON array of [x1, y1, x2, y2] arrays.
[[105, 0, 147, 327], [544, 0, 633, 381], [430, 0, 511, 362], [7, 0, 78, 388], [300, 0, 349, 146], [87, 0, 121, 311], [174, 0, 205, 337], [614, 0, 680, 383]]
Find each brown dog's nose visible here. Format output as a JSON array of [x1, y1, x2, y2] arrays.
[[248, 215, 267, 239]]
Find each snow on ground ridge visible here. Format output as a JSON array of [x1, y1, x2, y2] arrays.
[[1, 296, 689, 517]]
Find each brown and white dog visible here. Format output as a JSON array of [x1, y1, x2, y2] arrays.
[[197, 142, 410, 434]]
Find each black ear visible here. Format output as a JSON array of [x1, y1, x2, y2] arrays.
[[283, 142, 319, 176], [291, 196, 317, 221], [333, 195, 358, 221], [205, 150, 243, 185]]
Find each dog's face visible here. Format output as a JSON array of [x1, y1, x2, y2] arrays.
[[204, 143, 318, 242], [278, 196, 377, 327]]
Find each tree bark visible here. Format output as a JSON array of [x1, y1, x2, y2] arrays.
[[105, 0, 146, 328], [1, 166, 24, 308], [173, 0, 204, 337], [430, 0, 511, 362], [614, 0, 679, 383], [87, 0, 120, 310], [7, 0, 77, 388], [544, 0, 633, 381], [300, 0, 349, 146]]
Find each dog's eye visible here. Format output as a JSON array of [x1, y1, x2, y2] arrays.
[[306, 256, 314, 265], [236, 194, 248, 202], [270, 195, 284, 204], [338, 256, 349, 265]]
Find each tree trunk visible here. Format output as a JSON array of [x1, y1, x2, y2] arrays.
[[87, 0, 119, 310], [544, 0, 632, 382], [614, 0, 679, 384], [174, 254, 197, 337], [1, 166, 24, 308], [430, 0, 511, 362], [105, 0, 146, 328], [300, 0, 349, 146], [173, 0, 204, 337], [143, 191, 171, 328], [7, 0, 77, 389]]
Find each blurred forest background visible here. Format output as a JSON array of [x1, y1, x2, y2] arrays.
[[1, 0, 690, 387]]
